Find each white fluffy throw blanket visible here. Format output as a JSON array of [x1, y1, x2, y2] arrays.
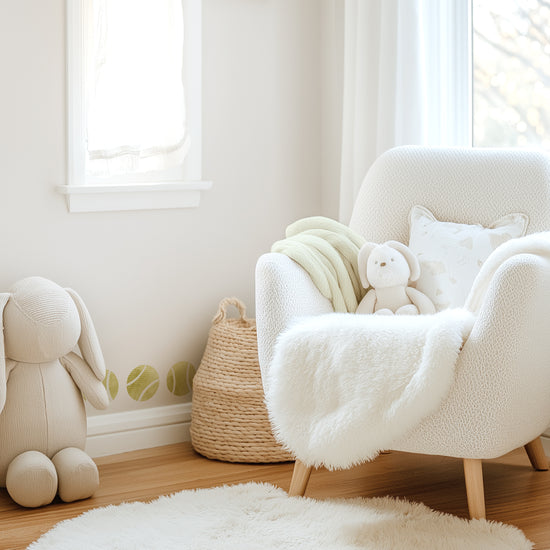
[[266, 309, 474, 470]]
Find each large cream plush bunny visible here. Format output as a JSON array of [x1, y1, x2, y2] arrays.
[[0, 276, 108, 507], [356, 241, 436, 315]]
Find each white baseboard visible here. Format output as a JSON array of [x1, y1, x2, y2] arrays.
[[86, 403, 192, 458], [86, 405, 550, 461]]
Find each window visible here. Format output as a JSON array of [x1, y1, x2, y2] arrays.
[[473, 0, 550, 150], [61, 0, 211, 213]]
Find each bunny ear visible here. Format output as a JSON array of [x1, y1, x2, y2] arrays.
[[357, 242, 378, 289], [386, 240, 421, 281], [65, 288, 106, 381], [0, 293, 10, 413]]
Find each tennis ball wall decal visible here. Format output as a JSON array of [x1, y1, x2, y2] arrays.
[[102, 370, 119, 401], [127, 365, 160, 401], [166, 361, 196, 396]]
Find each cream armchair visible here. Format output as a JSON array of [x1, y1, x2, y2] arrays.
[[255, 146, 550, 519]]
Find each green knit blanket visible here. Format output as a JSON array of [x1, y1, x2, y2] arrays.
[[271, 217, 367, 312]]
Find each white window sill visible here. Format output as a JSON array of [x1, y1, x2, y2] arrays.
[[56, 181, 213, 213]]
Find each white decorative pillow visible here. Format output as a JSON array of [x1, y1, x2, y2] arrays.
[[408, 205, 529, 311]]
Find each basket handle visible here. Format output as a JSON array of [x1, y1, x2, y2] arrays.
[[212, 297, 248, 324]]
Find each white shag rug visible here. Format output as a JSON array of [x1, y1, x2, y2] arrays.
[[29, 482, 532, 550]]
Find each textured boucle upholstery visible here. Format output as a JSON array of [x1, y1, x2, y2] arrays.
[[349, 146, 550, 241], [255, 254, 333, 388], [255, 146, 550, 460]]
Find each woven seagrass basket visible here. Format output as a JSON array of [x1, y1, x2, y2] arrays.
[[190, 297, 293, 463]]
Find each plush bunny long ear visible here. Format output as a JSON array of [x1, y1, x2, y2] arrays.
[[65, 288, 106, 382], [386, 240, 421, 281], [0, 293, 10, 413], [357, 242, 378, 289]]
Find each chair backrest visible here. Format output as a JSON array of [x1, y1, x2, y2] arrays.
[[349, 146, 550, 243]]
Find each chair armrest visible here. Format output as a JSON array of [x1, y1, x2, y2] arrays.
[[467, 252, 550, 407], [255, 252, 333, 390], [396, 251, 550, 458], [465, 232, 550, 313]]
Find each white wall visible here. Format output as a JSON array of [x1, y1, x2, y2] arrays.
[[0, 0, 322, 415]]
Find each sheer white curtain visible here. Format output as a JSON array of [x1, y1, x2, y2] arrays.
[[339, 0, 470, 222], [85, 0, 188, 177]]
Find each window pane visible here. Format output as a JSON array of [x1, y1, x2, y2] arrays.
[[86, 0, 188, 177], [473, 0, 550, 150]]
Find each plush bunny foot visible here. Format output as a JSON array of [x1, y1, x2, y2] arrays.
[[396, 304, 420, 315], [6, 451, 58, 508], [52, 447, 99, 503], [374, 308, 394, 315]]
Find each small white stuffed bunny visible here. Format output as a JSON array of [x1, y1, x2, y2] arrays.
[[355, 240, 435, 315], [0, 276, 109, 507]]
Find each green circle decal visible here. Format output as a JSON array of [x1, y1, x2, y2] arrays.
[[127, 365, 160, 401], [166, 361, 196, 397], [102, 370, 119, 401]]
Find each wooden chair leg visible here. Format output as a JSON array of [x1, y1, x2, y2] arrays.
[[288, 459, 313, 496], [524, 437, 549, 471], [463, 458, 486, 519]]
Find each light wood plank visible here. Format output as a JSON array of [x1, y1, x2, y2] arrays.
[[0, 443, 549, 549]]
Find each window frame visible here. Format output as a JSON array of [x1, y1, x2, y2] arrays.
[[60, 0, 211, 213]]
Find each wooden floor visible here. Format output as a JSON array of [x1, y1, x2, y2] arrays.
[[1, 443, 549, 549]]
